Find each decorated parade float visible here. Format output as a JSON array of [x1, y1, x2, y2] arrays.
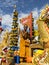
[[32, 5, 49, 65], [0, 4, 49, 65]]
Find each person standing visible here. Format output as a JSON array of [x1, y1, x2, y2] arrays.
[[14, 50, 20, 65]]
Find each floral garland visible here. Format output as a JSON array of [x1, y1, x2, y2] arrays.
[[34, 51, 48, 65]]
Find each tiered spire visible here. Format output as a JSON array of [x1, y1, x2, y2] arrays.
[[9, 5, 18, 50]]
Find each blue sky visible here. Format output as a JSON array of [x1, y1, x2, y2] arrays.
[[0, 0, 49, 30], [0, 0, 49, 14]]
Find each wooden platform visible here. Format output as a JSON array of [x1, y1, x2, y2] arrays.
[[20, 63, 32, 65], [30, 43, 44, 49]]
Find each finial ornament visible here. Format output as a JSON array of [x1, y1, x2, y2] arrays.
[[14, 5, 16, 9]]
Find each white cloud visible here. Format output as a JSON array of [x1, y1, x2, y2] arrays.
[[19, 23, 24, 30], [33, 8, 39, 18], [32, 8, 39, 29], [18, 12, 29, 19], [2, 14, 13, 31], [2, 14, 12, 25]]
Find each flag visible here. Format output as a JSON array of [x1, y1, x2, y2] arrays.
[[20, 13, 32, 38], [0, 18, 2, 26], [0, 18, 3, 31]]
